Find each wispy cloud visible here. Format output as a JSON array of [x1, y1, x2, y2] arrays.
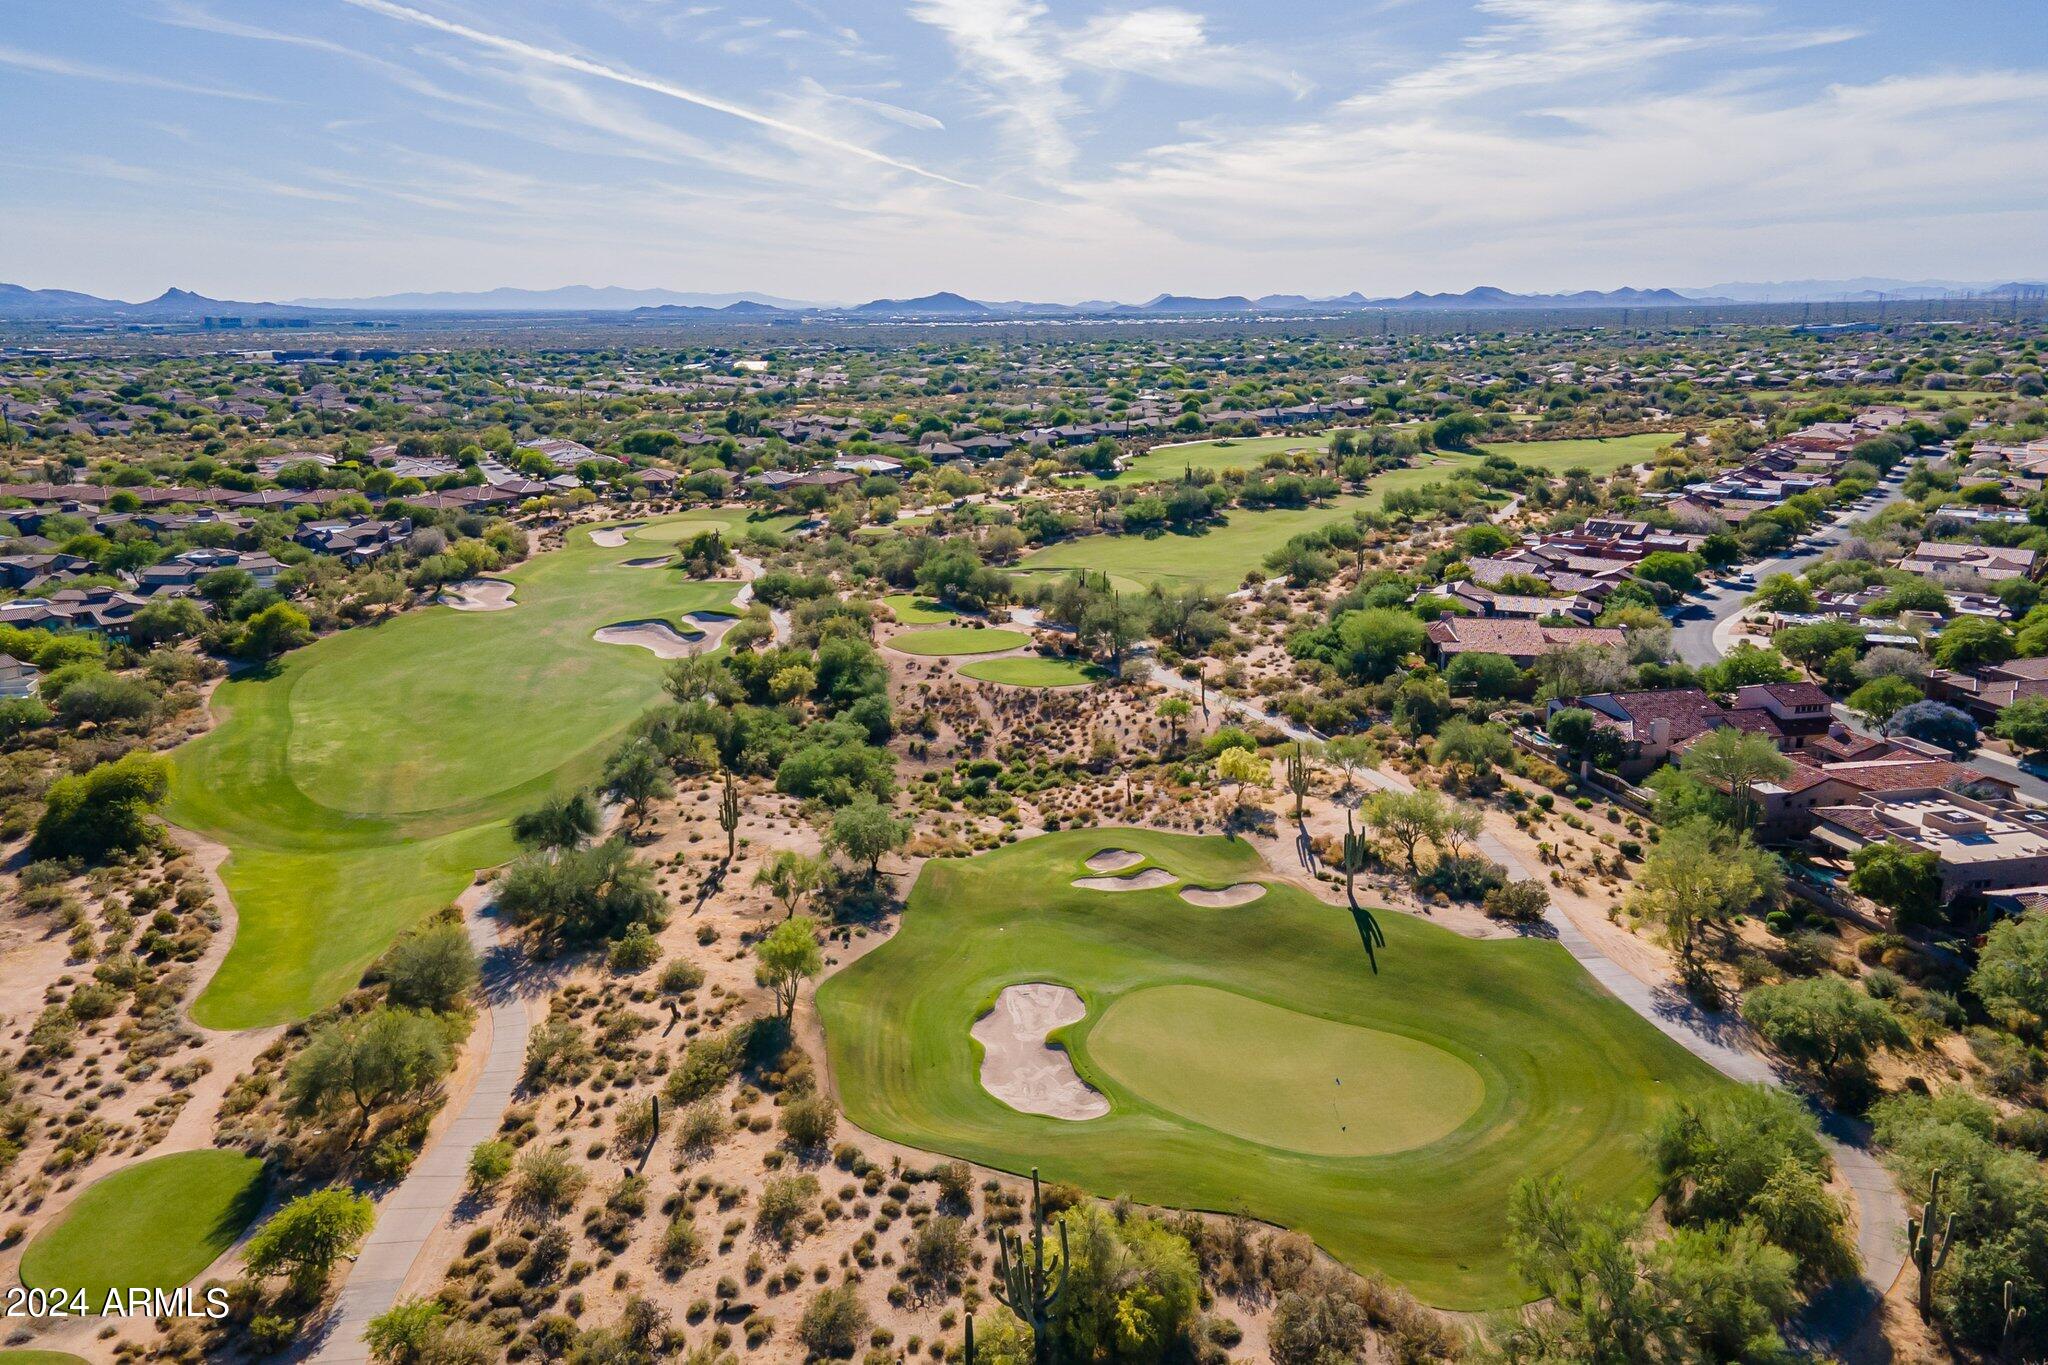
[[0, 39, 275, 101], [336, 0, 981, 190]]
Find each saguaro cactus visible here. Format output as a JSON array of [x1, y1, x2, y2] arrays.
[[963, 1312, 975, 1365], [1286, 745, 1311, 820], [1341, 806, 1386, 973], [1909, 1168, 1956, 1322], [994, 1168, 1067, 1364], [719, 771, 741, 861]]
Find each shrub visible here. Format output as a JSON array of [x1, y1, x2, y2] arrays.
[[511, 1145, 588, 1215], [380, 922, 480, 1013], [756, 1173, 821, 1247], [780, 1094, 837, 1152], [468, 1139, 514, 1191], [1418, 853, 1507, 903], [1482, 879, 1550, 923], [798, 1284, 871, 1358], [608, 924, 662, 974]]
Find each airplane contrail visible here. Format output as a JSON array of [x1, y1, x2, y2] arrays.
[[339, 0, 980, 191]]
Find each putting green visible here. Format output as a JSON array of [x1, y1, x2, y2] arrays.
[[626, 510, 802, 544], [819, 829, 1721, 1308], [889, 627, 1028, 656], [881, 593, 960, 624], [1089, 985, 1485, 1157], [20, 1150, 266, 1303], [958, 657, 1104, 687], [170, 516, 774, 1028]]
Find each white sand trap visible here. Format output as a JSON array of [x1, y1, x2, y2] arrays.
[[621, 556, 670, 568], [593, 619, 704, 658], [1180, 883, 1267, 908], [589, 522, 644, 548], [972, 984, 1109, 1121], [1072, 868, 1177, 892], [1085, 849, 1145, 874], [439, 578, 516, 612]]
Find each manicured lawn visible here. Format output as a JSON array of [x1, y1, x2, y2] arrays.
[[818, 830, 1720, 1309], [888, 627, 1029, 656], [880, 593, 959, 624], [0, 1353, 92, 1364], [170, 519, 746, 1028], [957, 657, 1106, 687], [20, 1150, 266, 1303], [1474, 431, 1681, 474], [1016, 453, 1498, 594]]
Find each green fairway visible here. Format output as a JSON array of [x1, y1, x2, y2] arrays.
[[1017, 456, 1505, 593], [1064, 433, 1346, 489], [819, 830, 1720, 1308], [170, 518, 758, 1028], [624, 509, 804, 544], [20, 1150, 266, 1303], [1475, 431, 1681, 473], [881, 593, 960, 624], [888, 627, 1029, 656], [0, 1353, 92, 1364], [957, 657, 1105, 687]]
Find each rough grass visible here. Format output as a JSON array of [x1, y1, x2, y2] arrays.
[[19, 1151, 266, 1303], [880, 593, 960, 625], [1474, 431, 1681, 473], [957, 657, 1106, 687], [818, 829, 1721, 1309], [170, 519, 753, 1028], [887, 627, 1029, 656]]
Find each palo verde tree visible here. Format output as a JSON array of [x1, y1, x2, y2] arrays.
[[755, 914, 825, 1019]]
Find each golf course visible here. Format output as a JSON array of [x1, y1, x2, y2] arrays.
[[19, 1150, 266, 1302], [170, 514, 783, 1029], [887, 626, 1029, 656], [958, 656, 1105, 687], [1475, 430, 1681, 473], [819, 829, 1721, 1308]]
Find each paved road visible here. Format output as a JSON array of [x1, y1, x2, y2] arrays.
[[1672, 469, 1914, 669], [1141, 671, 1905, 1348], [310, 891, 532, 1363]]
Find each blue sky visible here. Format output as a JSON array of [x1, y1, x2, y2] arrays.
[[2, 0, 2043, 301]]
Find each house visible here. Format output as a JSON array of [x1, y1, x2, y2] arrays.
[[1728, 683, 1835, 750], [1811, 793, 2048, 901], [296, 516, 412, 564], [1424, 617, 1625, 667], [0, 653, 39, 698], [1927, 657, 2048, 720], [1899, 542, 2039, 582], [519, 438, 619, 470], [133, 549, 287, 597], [0, 586, 151, 638], [833, 456, 905, 477], [1550, 688, 1802, 779], [1751, 746, 2006, 841], [0, 553, 93, 591]]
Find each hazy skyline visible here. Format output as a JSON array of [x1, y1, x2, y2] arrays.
[[3, 0, 2044, 301]]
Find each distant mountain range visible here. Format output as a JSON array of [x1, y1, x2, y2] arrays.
[[3, 279, 2040, 324], [1683, 277, 2048, 303], [287, 284, 824, 311]]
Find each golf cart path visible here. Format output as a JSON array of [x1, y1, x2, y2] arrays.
[[1148, 671, 1906, 1347], [309, 882, 533, 1363]]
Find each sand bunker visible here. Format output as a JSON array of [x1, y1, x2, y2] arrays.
[[971, 984, 1109, 1121], [1180, 883, 1267, 908], [589, 522, 644, 548], [593, 619, 703, 658], [1073, 868, 1177, 892], [1084, 849, 1146, 874], [439, 578, 515, 612], [621, 556, 670, 568]]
